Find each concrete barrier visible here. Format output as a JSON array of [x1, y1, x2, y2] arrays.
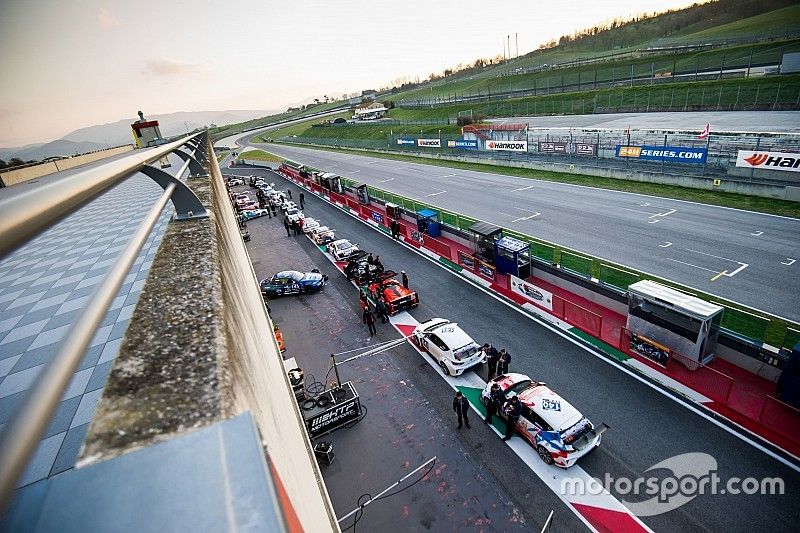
[[80, 144, 337, 531], [0, 145, 133, 187]]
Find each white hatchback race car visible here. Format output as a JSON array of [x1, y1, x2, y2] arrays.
[[302, 218, 320, 234], [327, 239, 358, 261], [311, 226, 335, 245], [412, 318, 485, 376], [481, 373, 607, 468], [285, 207, 304, 223]]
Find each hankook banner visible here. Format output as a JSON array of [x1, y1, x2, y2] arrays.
[[736, 150, 800, 173], [417, 138, 441, 148], [486, 140, 528, 152]]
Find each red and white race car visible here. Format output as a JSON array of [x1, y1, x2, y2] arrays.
[[368, 270, 419, 315], [481, 373, 607, 468]]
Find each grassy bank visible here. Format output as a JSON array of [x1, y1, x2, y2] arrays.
[[237, 149, 284, 162]]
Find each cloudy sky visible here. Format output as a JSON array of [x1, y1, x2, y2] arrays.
[[0, 0, 701, 147]]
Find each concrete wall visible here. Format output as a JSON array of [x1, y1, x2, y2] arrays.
[[81, 141, 337, 532], [0, 145, 133, 187]]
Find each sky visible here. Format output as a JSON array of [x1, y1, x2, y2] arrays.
[[0, 0, 703, 148]]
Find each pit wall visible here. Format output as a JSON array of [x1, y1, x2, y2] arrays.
[[0, 145, 134, 187]]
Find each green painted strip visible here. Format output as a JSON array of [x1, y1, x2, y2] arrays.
[[570, 328, 630, 362], [438, 256, 462, 272], [457, 385, 508, 433]]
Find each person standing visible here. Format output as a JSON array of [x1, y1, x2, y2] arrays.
[[484, 383, 505, 425], [374, 255, 384, 274], [498, 349, 511, 375], [287, 188, 293, 200], [401, 270, 409, 289], [283, 217, 291, 237], [502, 396, 521, 441], [292, 220, 301, 236], [453, 391, 470, 429], [375, 297, 389, 324], [365, 309, 377, 336], [360, 293, 370, 324], [299, 192, 305, 209], [270, 200, 277, 217], [484, 344, 500, 380]]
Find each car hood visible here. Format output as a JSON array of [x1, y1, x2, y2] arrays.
[[301, 273, 324, 283]]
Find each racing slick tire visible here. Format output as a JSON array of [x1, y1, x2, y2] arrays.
[[439, 360, 451, 376], [537, 445, 554, 465]]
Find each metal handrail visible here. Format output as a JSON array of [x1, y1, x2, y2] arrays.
[[0, 132, 209, 510], [0, 132, 205, 260]]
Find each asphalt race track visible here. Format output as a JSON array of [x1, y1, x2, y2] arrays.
[[248, 142, 800, 322], [229, 164, 800, 532]]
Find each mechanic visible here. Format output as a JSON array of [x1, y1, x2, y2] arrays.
[[484, 383, 505, 425], [498, 349, 511, 375], [270, 200, 277, 217], [345, 259, 356, 281], [375, 296, 389, 324], [367, 253, 375, 265], [391, 220, 400, 240], [365, 309, 377, 336], [484, 343, 500, 380], [287, 188, 292, 200], [502, 396, 522, 441], [283, 217, 291, 237], [299, 192, 305, 210], [359, 293, 371, 323], [373, 255, 384, 274], [453, 391, 471, 429], [292, 220, 301, 236], [401, 271, 409, 289]]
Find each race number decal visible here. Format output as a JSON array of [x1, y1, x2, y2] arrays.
[[541, 399, 561, 412]]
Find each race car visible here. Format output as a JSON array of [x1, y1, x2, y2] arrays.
[[344, 251, 379, 285], [260, 270, 328, 298], [285, 207, 304, 223], [327, 239, 358, 261], [412, 318, 484, 376], [302, 218, 320, 234], [368, 270, 419, 314], [234, 194, 251, 206], [239, 200, 259, 212], [311, 226, 336, 245], [241, 209, 270, 220], [480, 373, 607, 468], [227, 178, 244, 186]]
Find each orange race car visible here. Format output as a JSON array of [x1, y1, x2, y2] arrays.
[[368, 270, 419, 315]]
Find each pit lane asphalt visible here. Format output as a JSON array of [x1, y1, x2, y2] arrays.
[[230, 164, 800, 532], [249, 142, 800, 323]]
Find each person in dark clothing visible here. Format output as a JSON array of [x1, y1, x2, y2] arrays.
[[375, 297, 389, 324], [292, 220, 301, 236], [503, 396, 522, 441], [367, 253, 374, 265], [484, 383, 505, 425], [453, 391, 470, 429], [391, 220, 400, 239], [299, 192, 305, 209], [266, 205, 272, 219], [287, 189, 292, 200], [401, 270, 409, 289], [365, 310, 377, 336], [283, 218, 291, 237], [374, 255, 384, 274], [498, 349, 511, 375], [484, 343, 500, 380], [360, 293, 370, 324], [270, 201, 277, 217], [345, 260, 356, 281]]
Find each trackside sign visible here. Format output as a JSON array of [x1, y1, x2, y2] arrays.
[[417, 138, 441, 148], [616, 145, 707, 164], [486, 140, 528, 152], [736, 150, 800, 173]]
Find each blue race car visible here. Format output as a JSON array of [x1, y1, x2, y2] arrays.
[[260, 270, 327, 298]]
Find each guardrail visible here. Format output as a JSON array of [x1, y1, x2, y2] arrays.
[[0, 132, 209, 509]]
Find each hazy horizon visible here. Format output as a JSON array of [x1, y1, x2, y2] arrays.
[[1, 0, 704, 148]]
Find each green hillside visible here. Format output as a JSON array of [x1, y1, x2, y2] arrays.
[[668, 3, 800, 42]]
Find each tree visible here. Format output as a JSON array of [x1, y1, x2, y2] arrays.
[[0, 159, 6, 169], [8, 158, 24, 167]]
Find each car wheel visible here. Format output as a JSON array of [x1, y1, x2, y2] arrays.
[[537, 445, 554, 465], [439, 360, 450, 376]]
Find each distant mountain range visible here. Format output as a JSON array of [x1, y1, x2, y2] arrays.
[[0, 109, 272, 163]]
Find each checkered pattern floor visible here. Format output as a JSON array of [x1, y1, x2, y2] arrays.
[[0, 174, 173, 488]]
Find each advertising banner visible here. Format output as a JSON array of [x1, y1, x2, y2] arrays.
[[396, 138, 415, 145], [736, 150, 800, 173], [574, 143, 597, 156], [615, 145, 707, 164], [417, 138, 441, 148], [457, 251, 476, 270], [486, 140, 528, 152], [447, 139, 478, 150], [538, 142, 567, 154], [370, 211, 384, 225], [476, 260, 496, 281], [509, 275, 553, 311]]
